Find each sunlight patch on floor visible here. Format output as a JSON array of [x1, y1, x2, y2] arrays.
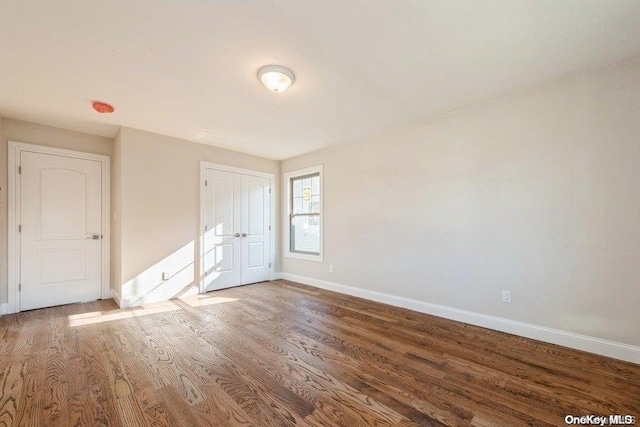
[[67, 296, 240, 326], [68, 301, 181, 326]]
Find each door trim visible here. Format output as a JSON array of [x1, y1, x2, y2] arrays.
[[7, 141, 111, 314], [199, 162, 275, 293]]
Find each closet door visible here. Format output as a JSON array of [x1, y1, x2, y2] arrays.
[[241, 174, 271, 285], [203, 167, 271, 292], [203, 169, 242, 291]]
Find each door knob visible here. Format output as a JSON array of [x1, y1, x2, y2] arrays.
[[242, 233, 247, 237], [86, 234, 101, 240], [234, 233, 241, 237]]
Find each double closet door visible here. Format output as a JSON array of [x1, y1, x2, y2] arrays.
[[203, 168, 271, 291]]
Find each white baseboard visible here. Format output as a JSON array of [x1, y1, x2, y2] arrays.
[[280, 273, 640, 364], [0, 303, 8, 315]]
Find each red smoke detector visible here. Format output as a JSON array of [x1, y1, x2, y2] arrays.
[[92, 101, 115, 114]]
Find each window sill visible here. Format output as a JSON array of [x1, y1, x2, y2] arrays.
[[284, 252, 323, 263]]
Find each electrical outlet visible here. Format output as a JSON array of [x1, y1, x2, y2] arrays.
[[502, 290, 512, 303], [329, 264, 334, 273], [162, 272, 170, 281]]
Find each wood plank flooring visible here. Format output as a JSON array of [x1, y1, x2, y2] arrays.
[[0, 279, 638, 426]]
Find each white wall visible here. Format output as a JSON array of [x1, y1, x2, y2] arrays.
[[114, 127, 280, 305], [282, 57, 640, 348], [0, 118, 114, 307]]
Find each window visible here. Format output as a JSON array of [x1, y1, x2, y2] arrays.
[[284, 165, 323, 261]]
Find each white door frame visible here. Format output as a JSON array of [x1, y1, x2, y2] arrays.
[[199, 162, 275, 293], [7, 141, 111, 314]]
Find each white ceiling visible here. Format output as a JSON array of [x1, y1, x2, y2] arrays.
[[2, 1, 640, 160]]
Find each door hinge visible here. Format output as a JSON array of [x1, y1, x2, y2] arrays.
[[18, 224, 21, 233], [205, 180, 208, 186], [18, 165, 21, 174], [269, 188, 271, 194], [269, 225, 271, 231], [18, 283, 21, 292], [205, 225, 208, 231], [269, 263, 272, 268]]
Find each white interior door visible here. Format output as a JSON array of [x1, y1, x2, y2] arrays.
[[204, 169, 242, 291], [203, 168, 271, 292], [241, 175, 270, 285], [20, 151, 103, 310]]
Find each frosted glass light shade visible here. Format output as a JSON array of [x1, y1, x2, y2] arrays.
[[257, 65, 295, 93]]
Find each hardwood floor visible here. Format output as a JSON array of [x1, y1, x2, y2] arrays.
[[0, 280, 638, 426]]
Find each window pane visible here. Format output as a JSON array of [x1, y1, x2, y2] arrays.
[[302, 196, 313, 213], [291, 215, 320, 254], [310, 195, 319, 213], [292, 175, 320, 213], [293, 178, 303, 197], [302, 177, 312, 191]]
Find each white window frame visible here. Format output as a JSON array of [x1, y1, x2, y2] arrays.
[[284, 165, 323, 262]]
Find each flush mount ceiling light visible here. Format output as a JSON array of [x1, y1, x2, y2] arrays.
[[257, 65, 295, 93]]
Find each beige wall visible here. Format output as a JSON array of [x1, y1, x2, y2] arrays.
[[0, 118, 114, 306], [0, 118, 279, 309], [114, 127, 280, 304], [282, 57, 640, 347], [111, 128, 123, 298]]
